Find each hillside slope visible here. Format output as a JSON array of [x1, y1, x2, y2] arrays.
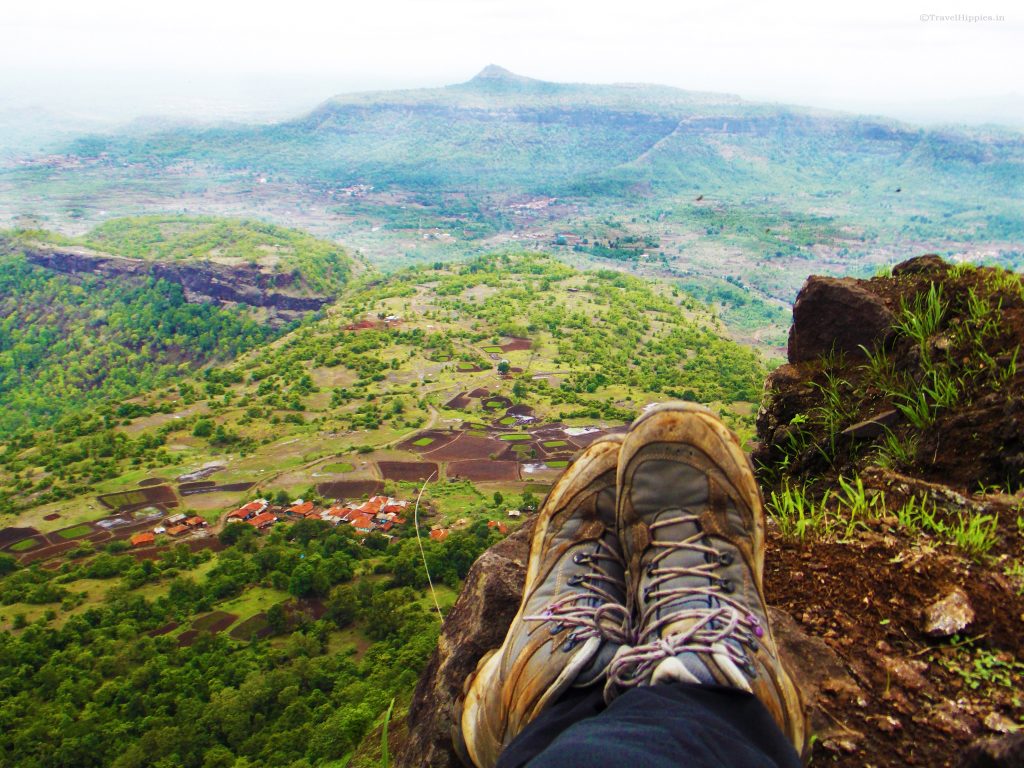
[[0, 252, 768, 767], [0, 218, 352, 432]]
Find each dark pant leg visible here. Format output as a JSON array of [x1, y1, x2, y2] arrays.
[[497, 684, 801, 768]]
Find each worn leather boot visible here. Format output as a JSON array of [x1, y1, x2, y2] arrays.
[[607, 402, 807, 756], [456, 436, 631, 768]]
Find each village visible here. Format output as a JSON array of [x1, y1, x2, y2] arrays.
[[125, 492, 514, 550]]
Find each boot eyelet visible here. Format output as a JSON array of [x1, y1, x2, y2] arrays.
[[568, 574, 585, 586], [642, 586, 653, 600], [562, 638, 579, 652], [549, 623, 564, 635], [573, 552, 590, 565], [718, 579, 735, 594], [646, 563, 656, 576], [718, 552, 734, 566]]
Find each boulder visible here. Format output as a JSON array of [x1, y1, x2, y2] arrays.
[[788, 276, 894, 364]]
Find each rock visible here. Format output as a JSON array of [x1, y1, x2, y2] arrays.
[[922, 587, 976, 637], [788, 276, 895, 364], [983, 712, 1021, 735], [841, 409, 901, 441], [957, 733, 1024, 768], [892, 254, 951, 276], [926, 700, 980, 739], [24, 245, 329, 327], [395, 519, 534, 768], [878, 656, 930, 691], [769, 607, 865, 748]]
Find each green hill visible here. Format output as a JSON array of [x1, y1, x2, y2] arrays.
[[0, 218, 352, 433]]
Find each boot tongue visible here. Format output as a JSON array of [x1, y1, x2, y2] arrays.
[[648, 511, 719, 685]]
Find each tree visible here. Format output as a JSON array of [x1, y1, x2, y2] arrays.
[[266, 602, 288, 635], [493, 491, 504, 507], [192, 418, 214, 438], [497, 360, 511, 374]]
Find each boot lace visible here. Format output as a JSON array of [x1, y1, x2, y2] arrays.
[[606, 510, 764, 691], [524, 534, 633, 651]]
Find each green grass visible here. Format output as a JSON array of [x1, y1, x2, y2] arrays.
[[542, 440, 568, 448], [546, 460, 568, 468], [766, 482, 829, 539], [498, 417, 516, 425], [482, 346, 503, 353], [411, 438, 435, 447], [9, 538, 39, 552], [485, 400, 505, 408], [499, 434, 531, 442], [55, 524, 93, 539], [323, 461, 356, 472], [456, 362, 476, 371]]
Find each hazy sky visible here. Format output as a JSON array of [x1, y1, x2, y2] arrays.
[[2, 0, 1022, 125]]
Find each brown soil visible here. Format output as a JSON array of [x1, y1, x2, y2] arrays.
[[178, 480, 217, 491], [447, 460, 521, 482], [506, 404, 536, 418], [177, 630, 199, 647], [0, 527, 39, 547], [191, 611, 238, 633], [147, 622, 179, 637], [230, 613, 272, 641], [317, 480, 384, 500], [422, 433, 502, 461], [378, 461, 439, 482], [765, 524, 1024, 766], [19, 540, 78, 564], [397, 430, 459, 453], [42, 513, 61, 521], [500, 337, 532, 352], [97, 484, 177, 511], [180, 482, 254, 496], [445, 392, 472, 410], [466, 388, 490, 399]]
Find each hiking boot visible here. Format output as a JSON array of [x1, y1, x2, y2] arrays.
[[607, 402, 806, 755], [456, 436, 631, 768]]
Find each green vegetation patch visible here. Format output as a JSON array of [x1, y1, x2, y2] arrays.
[[498, 416, 517, 425], [9, 538, 39, 552], [411, 437, 435, 447], [55, 524, 93, 540], [482, 346, 503, 353], [542, 440, 568, 448], [499, 434, 532, 441], [547, 460, 569, 468], [323, 461, 356, 472], [456, 362, 477, 371]]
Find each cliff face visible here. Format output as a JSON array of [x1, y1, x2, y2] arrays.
[[25, 246, 330, 325]]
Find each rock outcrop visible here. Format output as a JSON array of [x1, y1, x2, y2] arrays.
[[25, 245, 329, 326], [787, 275, 894, 364]]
